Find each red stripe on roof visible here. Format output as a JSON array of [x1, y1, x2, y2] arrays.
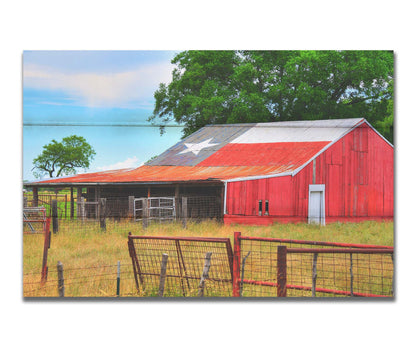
[[197, 142, 330, 168]]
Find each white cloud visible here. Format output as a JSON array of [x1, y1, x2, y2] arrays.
[[24, 62, 173, 108], [96, 156, 142, 171]]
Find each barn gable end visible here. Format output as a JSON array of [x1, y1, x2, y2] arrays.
[[224, 122, 394, 225]]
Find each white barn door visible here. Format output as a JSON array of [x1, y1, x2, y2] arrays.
[[308, 184, 325, 225]]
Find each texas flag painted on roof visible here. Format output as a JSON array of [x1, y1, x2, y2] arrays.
[[147, 118, 366, 169], [30, 118, 368, 184]]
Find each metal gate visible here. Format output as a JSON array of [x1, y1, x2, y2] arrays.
[[134, 197, 176, 223]]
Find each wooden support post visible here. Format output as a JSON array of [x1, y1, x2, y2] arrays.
[[142, 198, 148, 229], [70, 187, 74, 219], [80, 197, 86, 221], [51, 199, 59, 234], [182, 196, 188, 229], [198, 252, 212, 297], [64, 194, 67, 219], [175, 185, 180, 220], [232, 232, 241, 297], [76, 187, 82, 219], [219, 184, 225, 222], [158, 253, 169, 297], [277, 246, 287, 297], [99, 198, 107, 231], [57, 261, 65, 297], [312, 253, 318, 297], [128, 196, 135, 221], [33, 187, 38, 207]]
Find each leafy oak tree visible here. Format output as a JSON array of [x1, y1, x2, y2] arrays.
[[32, 135, 96, 179], [150, 50, 394, 142]]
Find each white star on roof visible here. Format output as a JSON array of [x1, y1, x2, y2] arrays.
[[178, 138, 219, 156]]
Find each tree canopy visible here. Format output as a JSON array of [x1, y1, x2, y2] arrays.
[[149, 50, 394, 143], [32, 135, 96, 179]]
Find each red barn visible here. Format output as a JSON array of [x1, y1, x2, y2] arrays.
[[26, 118, 393, 225]]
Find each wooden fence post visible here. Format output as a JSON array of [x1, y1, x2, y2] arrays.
[[182, 197, 188, 228], [277, 246, 287, 297], [41, 218, 51, 285], [116, 261, 121, 297], [198, 252, 212, 297], [51, 199, 59, 234], [57, 261, 65, 297], [99, 198, 107, 231], [312, 253, 318, 297], [232, 232, 241, 297], [158, 253, 169, 297]]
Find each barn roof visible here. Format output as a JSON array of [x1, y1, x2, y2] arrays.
[[28, 118, 384, 186]]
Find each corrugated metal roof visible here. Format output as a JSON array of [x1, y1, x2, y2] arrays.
[[28, 118, 366, 185], [32, 165, 294, 184]]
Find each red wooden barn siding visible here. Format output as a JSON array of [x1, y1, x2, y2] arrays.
[[225, 123, 394, 224]]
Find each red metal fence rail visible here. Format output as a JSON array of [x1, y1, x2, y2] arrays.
[[235, 233, 394, 298]]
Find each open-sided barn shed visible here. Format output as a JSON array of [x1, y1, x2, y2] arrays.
[[25, 118, 393, 225]]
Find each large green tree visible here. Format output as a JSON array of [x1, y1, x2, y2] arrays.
[[150, 50, 394, 142], [32, 135, 96, 179]]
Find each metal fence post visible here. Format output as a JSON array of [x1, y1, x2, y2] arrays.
[[233, 232, 241, 297], [277, 246, 287, 297], [350, 253, 354, 297]]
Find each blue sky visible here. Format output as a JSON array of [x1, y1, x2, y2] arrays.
[[23, 51, 184, 181]]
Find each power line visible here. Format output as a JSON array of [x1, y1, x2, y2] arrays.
[[23, 122, 184, 127]]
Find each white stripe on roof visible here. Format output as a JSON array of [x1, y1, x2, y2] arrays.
[[230, 118, 364, 143]]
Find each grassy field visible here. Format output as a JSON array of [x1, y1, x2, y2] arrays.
[[23, 219, 394, 297]]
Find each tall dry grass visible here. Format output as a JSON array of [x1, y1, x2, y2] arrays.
[[23, 219, 393, 297]]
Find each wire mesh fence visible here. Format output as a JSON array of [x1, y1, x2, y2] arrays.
[[24, 194, 223, 231], [128, 234, 233, 297], [236, 234, 394, 298], [23, 219, 394, 298], [23, 262, 137, 297]]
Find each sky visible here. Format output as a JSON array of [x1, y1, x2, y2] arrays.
[[23, 51, 184, 181]]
